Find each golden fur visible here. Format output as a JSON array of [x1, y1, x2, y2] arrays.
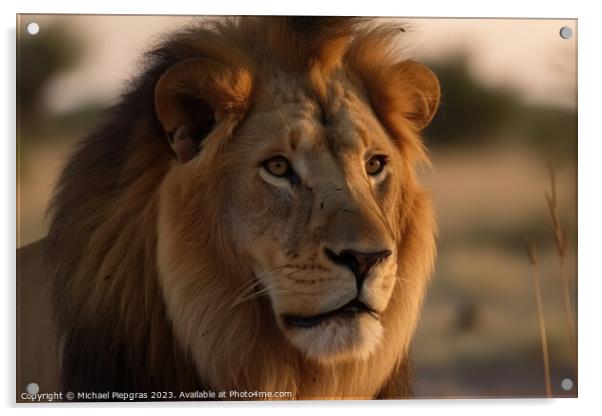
[[47, 17, 439, 400]]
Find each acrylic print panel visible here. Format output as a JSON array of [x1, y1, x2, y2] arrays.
[[16, 15, 577, 402]]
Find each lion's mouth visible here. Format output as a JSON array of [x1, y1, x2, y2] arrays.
[[283, 299, 379, 329]]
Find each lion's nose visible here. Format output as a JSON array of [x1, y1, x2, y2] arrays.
[[324, 248, 392, 289]]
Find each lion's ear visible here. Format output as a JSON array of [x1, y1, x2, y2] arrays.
[[154, 57, 253, 163], [392, 60, 440, 130]]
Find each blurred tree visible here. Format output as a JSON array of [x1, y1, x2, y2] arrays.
[[516, 105, 577, 162], [17, 21, 84, 124], [422, 54, 577, 163], [423, 54, 520, 146]]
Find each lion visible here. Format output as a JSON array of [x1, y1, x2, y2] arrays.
[[27, 16, 439, 400]]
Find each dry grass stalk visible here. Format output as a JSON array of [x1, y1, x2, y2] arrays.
[[524, 239, 553, 398], [544, 164, 577, 372]]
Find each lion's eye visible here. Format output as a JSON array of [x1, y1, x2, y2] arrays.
[[263, 156, 291, 177], [365, 155, 387, 176]]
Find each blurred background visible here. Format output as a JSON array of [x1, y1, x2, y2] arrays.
[[16, 16, 577, 398]]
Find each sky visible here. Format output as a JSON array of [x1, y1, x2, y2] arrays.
[[19, 15, 577, 113]]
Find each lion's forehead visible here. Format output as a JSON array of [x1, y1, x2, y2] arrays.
[[260, 78, 378, 156]]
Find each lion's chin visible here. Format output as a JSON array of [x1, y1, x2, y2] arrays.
[[282, 313, 383, 363]]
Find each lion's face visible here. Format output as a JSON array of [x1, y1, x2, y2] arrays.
[[154, 19, 439, 381], [223, 80, 404, 362]]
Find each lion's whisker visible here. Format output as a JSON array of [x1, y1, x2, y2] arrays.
[[226, 264, 292, 306]]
